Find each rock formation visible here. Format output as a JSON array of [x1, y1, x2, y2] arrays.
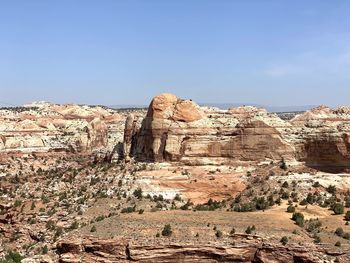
[[0, 102, 137, 158], [290, 106, 350, 172], [124, 93, 294, 165], [124, 93, 350, 171], [57, 236, 347, 263]]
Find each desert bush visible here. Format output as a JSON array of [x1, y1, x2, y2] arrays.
[[335, 227, 344, 237], [0, 251, 23, 263], [345, 211, 350, 221], [327, 185, 337, 195], [313, 234, 321, 243], [312, 181, 321, 188], [255, 197, 269, 210], [280, 158, 288, 170], [215, 230, 223, 238], [121, 206, 136, 213], [162, 224, 172, 237], [287, 205, 295, 213], [133, 188, 143, 199], [333, 203, 344, 215], [343, 232, 350, 240], [292, 212, 304, 227], [281, 191, 290, 200], [305, 219, 322, 233], [174, 194, 182, 201], [42, 245, 48, 254], [280, 236, 288, 245]]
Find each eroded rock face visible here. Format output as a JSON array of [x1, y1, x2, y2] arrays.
[[57, 236, 343, 263], [291, 106, 350, 172], [125, 93, 295, 165], [0, 102, 131, 158], [146, 93, 204, 122], [124, 94, 350, 171]]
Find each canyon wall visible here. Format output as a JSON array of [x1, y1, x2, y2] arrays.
[[0, 102, 131, 158], [124, 93, 350, 171], [2, 96, 350, 171]]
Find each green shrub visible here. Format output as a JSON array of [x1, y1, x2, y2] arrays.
[[14, 200, 22, 208], [245, 226, 252, 234], [215, 230, 223, 238], [280, 158, 288, 170], [345, 211, 350, 221], [281, 191, 290, 200], [121, 206, 136, 213], [313, 234, 321, 243], [292, 212, 304, 227], [133, 188, 143, 199], [42, 245, 48, 255], [280, 236, 288, 245], [333, 203, 344, 215], [0, 251, 23, 263], [162, 224, 172, 237], [255, 197, 268, 210], [335, 227, 344, 237], [327, 185, 337, 195], [305, 219, 322, 233], [299, 199, 308, 206], [174, 194, 182, 201], [287, 205, 295, 213]]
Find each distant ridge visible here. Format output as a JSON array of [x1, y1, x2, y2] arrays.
[[199, 103, 318, 113], [108, 104, 147, 110], [1, 102, 316, 113], [108, 103, 317, 112]]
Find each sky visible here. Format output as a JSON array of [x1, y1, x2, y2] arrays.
[[1, 0, 350, 107]]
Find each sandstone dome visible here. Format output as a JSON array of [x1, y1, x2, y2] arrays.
[[147, 93, 204, 122]]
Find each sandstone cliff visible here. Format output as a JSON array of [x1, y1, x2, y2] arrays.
[[0, 103, 133, 158], [124, 93, 350, 171]]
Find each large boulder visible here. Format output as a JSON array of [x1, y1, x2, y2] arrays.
[[147, 93, 204, 122]]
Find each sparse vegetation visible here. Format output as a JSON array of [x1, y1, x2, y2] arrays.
[[161, 224, 172, 237], [280, 236, 288, 245], [333, 203, 344, 215], [292, 212, 304, 227]]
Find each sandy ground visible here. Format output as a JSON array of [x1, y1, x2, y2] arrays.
[[69, 201, 350, 252], [137, 165, 246, 204]]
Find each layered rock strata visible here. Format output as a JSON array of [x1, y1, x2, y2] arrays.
[[0, 102, 138, 157], [57, 236, 347, 263], [124, 93, 350, 171]]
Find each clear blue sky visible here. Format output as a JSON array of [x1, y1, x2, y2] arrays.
[[1, 0, 350, 107]]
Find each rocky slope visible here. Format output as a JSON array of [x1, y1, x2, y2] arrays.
[[124, 93, 350, 171]]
